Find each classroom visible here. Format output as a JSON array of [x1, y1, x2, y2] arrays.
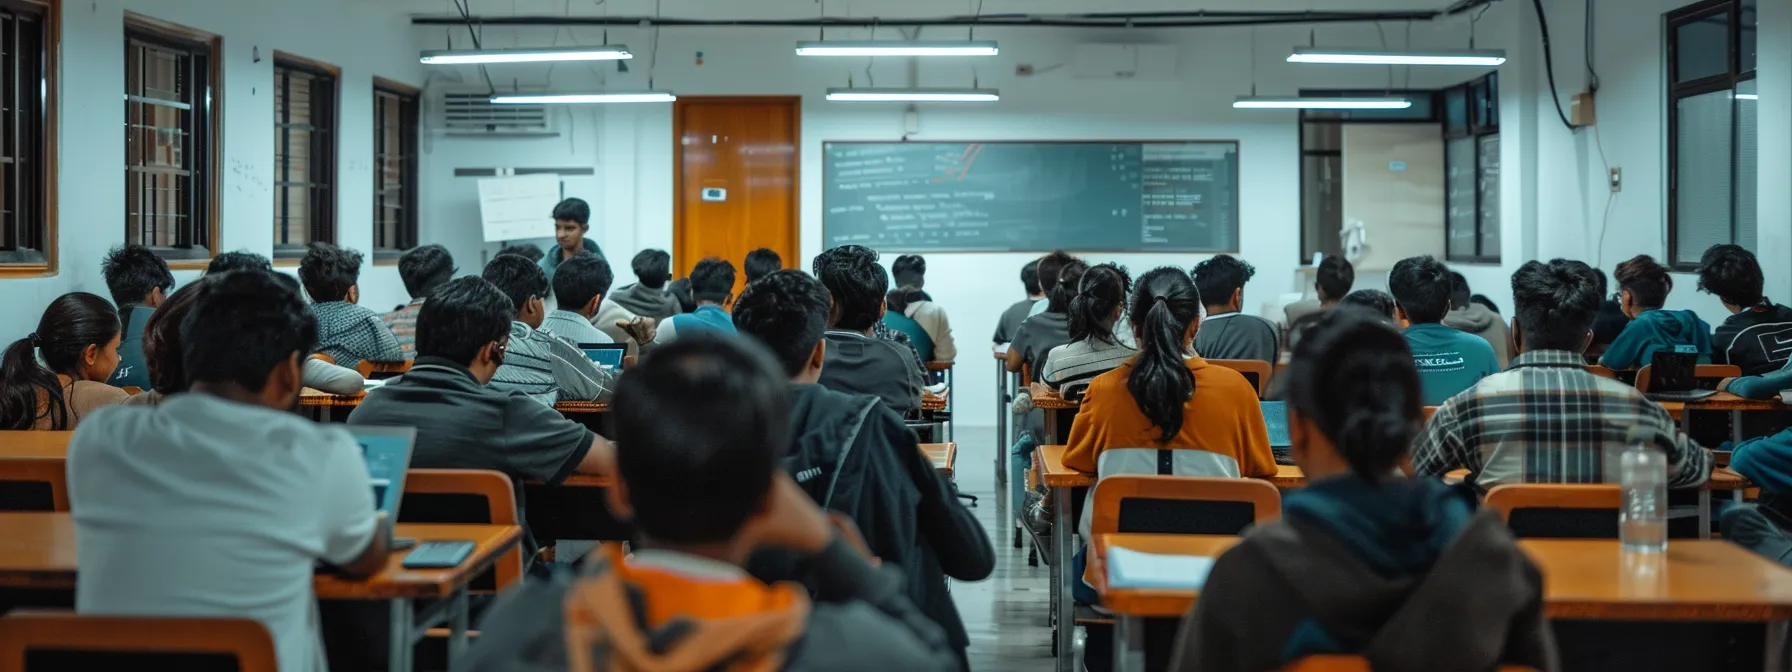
[[0, 0, 1789, 669]]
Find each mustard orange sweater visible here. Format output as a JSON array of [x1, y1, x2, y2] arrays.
[[1061, 356, 1276, 478]]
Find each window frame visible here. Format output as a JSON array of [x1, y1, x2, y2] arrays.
[[272, 52, 340, 261], [1443, 71, 1501, 265], [372, 78, 419, 262], [0, 0, 55, 276], [1666, 0, 1755, 271], [123, 14, 219, 267]]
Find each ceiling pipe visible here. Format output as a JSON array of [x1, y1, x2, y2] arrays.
[[410, 9, 1453, 29]]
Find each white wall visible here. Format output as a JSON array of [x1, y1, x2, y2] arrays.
[[0, 0, 422, 349]]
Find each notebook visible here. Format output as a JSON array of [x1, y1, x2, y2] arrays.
[[579, 342, 628, 370], [352, 426, 416, 519], [1261, 401, 1292, 448], [1106, 547, 1217, 590]]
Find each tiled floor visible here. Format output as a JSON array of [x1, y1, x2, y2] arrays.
[[948, 425, 1060, 671]]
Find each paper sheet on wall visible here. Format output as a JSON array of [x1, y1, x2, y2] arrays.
[[478, 174, 562, 242]]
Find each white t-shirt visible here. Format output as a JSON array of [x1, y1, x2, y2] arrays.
[[68, 394, 378, 672]]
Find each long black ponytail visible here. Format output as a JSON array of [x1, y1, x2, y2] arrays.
[[0, 292, 122, 430], [1126, 267, 1203, 443], [1279, 307, 1422, 482], [1068, 263, 1131, 344]]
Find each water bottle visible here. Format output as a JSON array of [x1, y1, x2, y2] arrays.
[[1619, 441, 1668, 554]]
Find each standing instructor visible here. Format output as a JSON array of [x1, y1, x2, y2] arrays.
[[539, 197, 607, 281]]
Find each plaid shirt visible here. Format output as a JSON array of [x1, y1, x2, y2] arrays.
[[490, 321, 617, 407], [382, 298, 426, 357], [1412, 350, 1711, 489], [314, 301, 408, 365]]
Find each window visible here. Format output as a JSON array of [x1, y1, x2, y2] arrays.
[[373, 81, 419, 259], [1444, 72, 1500, 264], [0, 1, 50, 270], [125, 19, 217, 262], [274, 56, 337, 259], [1667, 0, 1756, 269]]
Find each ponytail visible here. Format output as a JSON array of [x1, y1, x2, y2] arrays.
[[0, 292, 122, 431], [1126, 267, 1203, 443], [1047, 260, 1089, 314], [1280, 307, 1422, 481], [1068, 264, 1132, 344]]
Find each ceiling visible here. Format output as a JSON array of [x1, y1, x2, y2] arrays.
[[389, 0, 1489, 21]]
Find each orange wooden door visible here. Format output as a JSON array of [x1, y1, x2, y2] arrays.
[[673, 96, 800, 299]]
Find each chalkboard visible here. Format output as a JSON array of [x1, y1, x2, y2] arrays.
[[823, 141, 1239, 252]]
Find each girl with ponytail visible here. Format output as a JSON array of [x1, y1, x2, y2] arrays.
[[0, 293, 129, 430], [1168, 307, 1555, 672], [1004, 257, 1088, 383], [1037, 263, 1135, 399]]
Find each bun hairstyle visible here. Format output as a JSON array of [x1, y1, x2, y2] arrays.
[[1126, 267, 1203, 443], [0, 292, 122, 430], [1280, 307, 1422, 482], [1047, 260, 1090, 314], [1068, 263, 1132, 344], [1614, 254, 1673, 309]]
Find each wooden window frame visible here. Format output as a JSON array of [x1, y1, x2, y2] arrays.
[[272, 52, 339, 261], [1666, 0, 1755, 270], [372, 78, 419, 262], [1444, 71, 1501, 265], [0, 0, 56, 277], [124, 14, 218, 269]]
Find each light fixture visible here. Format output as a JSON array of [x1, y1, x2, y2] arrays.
[[1288, 47, 1507, 67], [1737, 93, 1759, 100], [490, 92, 676, 104], [826, 88, 1000, 102], [796, 41, 999, 57], [421, 46, 633, 65], [1232, 96, 1413, 110]]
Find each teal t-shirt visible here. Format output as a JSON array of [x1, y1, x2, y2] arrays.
[[1403, 323, 1501, 406]]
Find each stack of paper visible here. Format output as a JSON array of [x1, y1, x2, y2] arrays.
[[1106, 547, 1216, 590]]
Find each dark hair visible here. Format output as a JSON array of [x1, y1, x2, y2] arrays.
[[552, 197, 591, 226], [498, 244, 545, 264], [1021, 259, 1042, 296], [0, 293, 121, 430], [1387, 255, 1453, 323], [668, 277, 697, 313], [1035, 251, 1076, 301], [1337, 289, 1397, 321], [398, 244, 456, 299], [1470, 294, 1500, 314], [734, 270, 832, 377], [206, 251, 273, 275], [1614, 254, 1673, 309], [885, 285, 930, 316], [1069, 263, 1132, 344], [481, 254, 549, 317], [1448, 272, 1472, 309], [416, 276, 515, 365], [1593, 267, 1610, 298], [1697, 244, 1765, 307], [1315, 255, 1355, 302], [892, 254, 927, 288], [689, 258, 736, 304], [1512, 259, 1602, 351], [1191, 255, 1256, 309], [614, 335, 791, 545], [1281, 308, 1422, 482], [631, 249, 672, 289], [551, 254, 614, 312], [1127, 267, 1203, 443], [744, 248, 783, 284], [812, 245, 888, 331], [1047, 260, 1090, 314], [297, 242, 364, 303], [181, 270, 317, 392], [142, 276, 221, 395], [100, 244, 174, 309]]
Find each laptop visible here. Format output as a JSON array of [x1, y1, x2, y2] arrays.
[[1644, 348, 1717, 403], [1261, 401, 1292, 449], [352, 425, 417, 519], [579, 342, 628, 370]]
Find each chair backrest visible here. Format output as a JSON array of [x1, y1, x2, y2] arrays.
[[1586, 365, 1618, 380], [356, 359, 413, 379], [1634, 364, 1741, 393], [1422, 406, 1439, 422], [1485, 484, 1622, 539], [1210, 359, 1272, 398], [401, 469, 522, 590], [1091, 475, 1280, 538], [0, 459, 66, 512], [1280, 655, 1536, 672], [0, 613, 277, 672], [310, 353, 336, 365]]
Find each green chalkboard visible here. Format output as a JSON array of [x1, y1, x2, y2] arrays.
[[822, 141, 1238, 252]]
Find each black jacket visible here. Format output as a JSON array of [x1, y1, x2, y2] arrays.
[[759, 383, 994, 660], [1714, 303, 1792, 376]]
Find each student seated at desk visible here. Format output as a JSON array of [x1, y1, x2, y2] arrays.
[[993, 259, 1043, 348], [382, 243, 456, 357], [734, 270, 993, 666], [1170, 308, 1558, 672], [887, 254, 957, 363], [1192, 254, 1280, 365], [1039, 264, 1136, 397], [1600, 254, 1713, 369], [1006, 252, 1084, 382], [1390, 256, 1500, 405], [1445, 271, 1512, 367], [609, 249, 683, 321], [744, 246, 782, 284], [1414, 259, 1711, 489], [300, 242, 408, 365], [1282, 255, 1353, 352], [1337, 289, 1399, 324], [540, 253, 614, 347], [1698, 244, 1792, 376], [482, 254, 616, 405], [653, 257, 738, 344], [68, 269, 388, 672], [811, 245, 925, 415], [0, 293, 128, 430], [99, 244, 173, 391]]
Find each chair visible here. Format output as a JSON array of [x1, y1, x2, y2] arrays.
[[0, 459, 67, 512], [1422, 406, 1439, 422], [1280, 655, 1536, 672], [1586, 365, 1618, 380], [311, 353, 335, 365], [0, 612, 277, 672], [356, 360, 413, 379], [1485, 484, 1624, 538], [400, 470, 523, 591], [1091, 475, 1281, 541], [1634, 364, 1741, 393], [1210, 359, 1273, 398]]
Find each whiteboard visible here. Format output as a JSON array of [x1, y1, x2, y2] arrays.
[[478, 174, 562, 242]]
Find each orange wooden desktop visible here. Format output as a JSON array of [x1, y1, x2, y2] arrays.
[[0, 432, 73, 459]]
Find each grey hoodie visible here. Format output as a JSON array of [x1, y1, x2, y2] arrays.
[[1445, 304, 1512, 367], [608, 283, 683, 322]]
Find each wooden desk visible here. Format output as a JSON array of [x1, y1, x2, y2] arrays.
[[556, 473, 616, 488], [0, 432, 72, 459], [922, 442, 956, 477], [1033, 391, 1079, 410], [1659, 393, 1785, 448]]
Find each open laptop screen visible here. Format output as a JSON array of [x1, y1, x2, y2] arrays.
[[580, 343, 627, 370], [352, 426, 416, 519]]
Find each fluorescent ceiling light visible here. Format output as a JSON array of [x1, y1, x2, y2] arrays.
[[1233, 96, 1413, 110], [796, 41, 999, 57], [490, 92, 676, 104], [826, 88, 1001, 102], [1737, 93, 1759, 100], [1288, 47, 1507, 67], [421, 46, 632, 65]]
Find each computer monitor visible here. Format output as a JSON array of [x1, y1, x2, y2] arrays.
[[351, 425, 416, 519], [579, 342, 628, 370]]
